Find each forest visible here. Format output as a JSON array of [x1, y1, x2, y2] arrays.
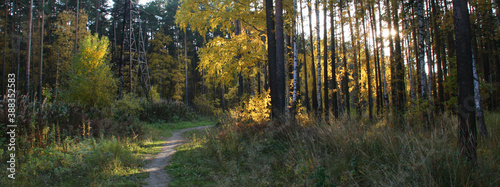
[[0, 0, 499, 186]]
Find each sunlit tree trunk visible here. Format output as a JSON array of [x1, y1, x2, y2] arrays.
[[292, 0, 299, 113], [378, 1, 388, 110]]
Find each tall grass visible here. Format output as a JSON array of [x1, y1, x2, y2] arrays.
[[168, 112, 500, 186]]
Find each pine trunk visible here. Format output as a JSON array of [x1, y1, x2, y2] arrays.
[[308, 0, 318, 111], [330, 1, 338, 118], [453, 0, 477, 163]]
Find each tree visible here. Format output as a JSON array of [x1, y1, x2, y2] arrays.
[[308, 0, 318, 111], [63, 34, 117, 108], [26, 0, 33, 96], [330, 0, 338, 118], [274, 0, 286, 116], [300, 0, 310, 111], [340, 0, 350, 117], [361, 0, 372, 120], [323, 0, 328, 114], [292, 0, 299, 113], [315, 0, 322, 110], [453, 0, 477, 163], [38, 0, 46, 102]]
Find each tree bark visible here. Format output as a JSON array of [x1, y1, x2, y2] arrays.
[[292, 0, 299, 113], [378, 1, 388, 110], [323, 0, 328, 114], [472, 54, 487, 137], [39, 0, 45, 102], [75, 0, 79, 55], [184, 30, 189, 105], [361, 0, 373, 120], [275, 0, 286, 115], [453, 0, 477, 163], [308, 0, 318, 111], [340, 0, 350, 117], [26, 0, 33, 96], [299, 0, 310, 111], [330, 1, 338, 118]]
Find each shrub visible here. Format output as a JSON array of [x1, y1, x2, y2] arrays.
[[140, 99, 196, 122], [192, 95, 220, 116], [112, 93, 144, 122]]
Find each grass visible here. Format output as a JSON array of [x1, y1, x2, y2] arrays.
[[0, 118, 216, 187], [166, 112, 500, 186]]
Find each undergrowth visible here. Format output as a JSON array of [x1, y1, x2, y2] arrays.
[[167, 111, 500, 186]]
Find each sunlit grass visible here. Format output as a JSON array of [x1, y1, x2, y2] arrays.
[[166, 112, 500, 186], [0, 118, 215, 186]]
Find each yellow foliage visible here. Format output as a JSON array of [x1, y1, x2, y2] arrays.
[[198, 32, 266, 86], [63, 34, 117, 108], [231, 91, 270, 123]]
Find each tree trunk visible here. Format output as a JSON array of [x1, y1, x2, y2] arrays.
[[361, 1, 373, 120], [275, 0, 286, 115], [292, 0, 299, 113], [184, 30, 189, 105], [26, 0, 33, 96], [390, 0, 406, 127], [75, 0, 79, 55], [2, 0, 7, 96], [38, 0, 45, 102], [453, 0, 477, 163], [378, 1, 388, 110], [348, 1, 360, 117], [323, 0, 328, 114], [472, 54, 487, 137], [341, 0, 350, 117], [299, 0, 310, 111], [330, 1, 338, 118], [308, 0, 318, 111]]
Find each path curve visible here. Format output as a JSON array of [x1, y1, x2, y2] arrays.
[[143, 125, 211, 187]]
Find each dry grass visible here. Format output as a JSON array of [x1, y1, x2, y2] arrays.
[[167, 111, 500, 186]]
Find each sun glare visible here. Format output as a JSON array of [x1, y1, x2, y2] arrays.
[[382, 29, 396, 38]]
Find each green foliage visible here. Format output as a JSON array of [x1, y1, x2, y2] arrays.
[[140, 99, 197, 123], [113, 93, 144, 122], [62, 34, 117, 109], [193, 95, 221, 116]]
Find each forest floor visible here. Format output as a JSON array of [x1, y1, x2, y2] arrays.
[[143, 125, 212, 187]]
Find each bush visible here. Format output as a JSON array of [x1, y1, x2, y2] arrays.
[[112, 94, 144, 122], [140, 99, 197, 122], [192, 95, 220, 116]]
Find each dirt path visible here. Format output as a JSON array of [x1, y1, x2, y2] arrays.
[[143, 125, 211, 187]]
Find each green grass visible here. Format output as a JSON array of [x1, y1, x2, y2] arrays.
[[0, 118, 216, 187], [166, 112, 500, 186]]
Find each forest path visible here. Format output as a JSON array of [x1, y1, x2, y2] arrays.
[[143, 125, 211, 187]]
